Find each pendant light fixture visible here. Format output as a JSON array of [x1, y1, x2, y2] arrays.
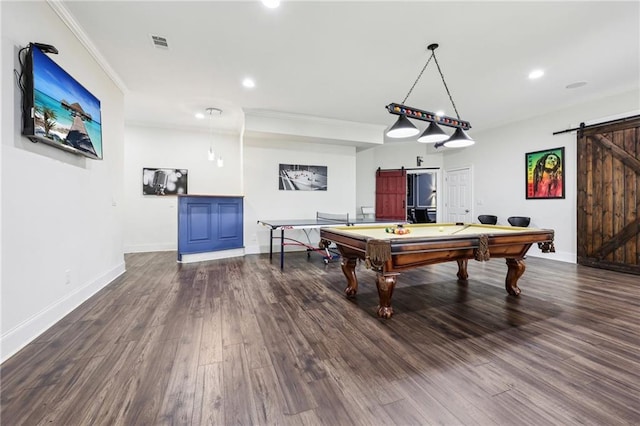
[[385, 43, 474, 148], [387, 115, 419, 138], [442, 127, 475, 148], [205, 107, 223, 167], [417, 121, 448, 143]]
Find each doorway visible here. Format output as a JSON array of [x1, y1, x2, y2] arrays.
[[374, 168, 440, 222], [407, 171, 438, 223]]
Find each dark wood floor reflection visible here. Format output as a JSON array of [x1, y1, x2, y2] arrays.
[[2, 251, 639, 425]]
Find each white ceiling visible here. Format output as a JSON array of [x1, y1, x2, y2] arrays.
[[60, 1, 639, 143]]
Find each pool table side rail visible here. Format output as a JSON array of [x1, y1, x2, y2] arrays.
[[320, 226, 555, 272]]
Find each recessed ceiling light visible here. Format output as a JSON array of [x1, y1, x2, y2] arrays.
[[242, 78, 256, 88], [528, 69, 545, 80], [435, 110, 445, 117], [566, 81, 588, 89], [262, 0, 280, 8], [195, 112, 205, 119]]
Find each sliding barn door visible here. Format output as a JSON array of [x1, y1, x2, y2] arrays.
[[577, 117, 640, 275], [375, 169, 407, 220]]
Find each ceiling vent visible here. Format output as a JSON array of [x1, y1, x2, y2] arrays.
[[150, 35, 169, 49]]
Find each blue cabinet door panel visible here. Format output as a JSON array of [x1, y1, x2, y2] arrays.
[[187, 204, 212, 242], [218, 203, 241, 240]]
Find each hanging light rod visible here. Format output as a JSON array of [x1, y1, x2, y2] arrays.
[[386, 103, 471, 130], [385, 42, 474, 148]]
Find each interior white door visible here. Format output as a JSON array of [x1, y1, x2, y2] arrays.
[[445, 167, 473, 223]]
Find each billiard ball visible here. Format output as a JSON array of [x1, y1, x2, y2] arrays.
[[438, 226, 444, 232]]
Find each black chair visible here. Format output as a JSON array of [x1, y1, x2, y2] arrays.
[[407, 208, 417, 223], [478, 215, 498, 225], [508, 216, 531, 227], [414, 209, 428, 223]]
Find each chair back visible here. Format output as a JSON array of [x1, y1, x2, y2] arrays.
[[408, 208, 417, 223], [507, 216, 531, 227], [361, 206, 375, 219], [414, 209, 428, 223], [478, 215, 498, 225]]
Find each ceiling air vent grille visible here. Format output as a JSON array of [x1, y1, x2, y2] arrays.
[[150, 35, 169, 49]]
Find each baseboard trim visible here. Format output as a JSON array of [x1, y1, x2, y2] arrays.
[[1, 261, 126, 363], [178, 248, 245, 264], [527, 250, 575, 264]]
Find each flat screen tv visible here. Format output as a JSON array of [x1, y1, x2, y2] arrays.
[[20, 43, 103, 160]]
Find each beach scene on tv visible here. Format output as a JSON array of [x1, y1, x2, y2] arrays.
[[32, 47, 103, 159]]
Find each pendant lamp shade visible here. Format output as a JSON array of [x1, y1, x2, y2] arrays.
[[417, 122, 448, 143], [443, 127, 475, 148], [386, 115, 419, 138]]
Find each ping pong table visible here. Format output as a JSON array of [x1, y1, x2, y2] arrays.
[[257, 212, 401, 270]]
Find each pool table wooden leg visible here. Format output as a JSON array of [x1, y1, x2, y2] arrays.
[[376, 273, 397, 319], [340, 257, 359, 297], [456, 259, 469, 282], [505, 258, 525, 296]]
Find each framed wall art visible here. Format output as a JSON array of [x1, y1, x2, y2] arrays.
[[525, 147, 565, 199], [278, 164, 327, 191], [142, 168, 188, 196]]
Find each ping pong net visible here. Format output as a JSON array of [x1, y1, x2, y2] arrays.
[[316, 212, 351, 225]]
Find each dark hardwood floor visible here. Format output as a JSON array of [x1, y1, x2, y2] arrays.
[[2, 251, 639, 425]]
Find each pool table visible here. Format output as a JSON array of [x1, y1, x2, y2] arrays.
[[319, 223, 555, 318]]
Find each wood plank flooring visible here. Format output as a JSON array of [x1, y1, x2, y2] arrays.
[[2, 251, 639, 425]]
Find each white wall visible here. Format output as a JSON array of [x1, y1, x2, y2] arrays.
[[245, 110, 385, 146], [441, 89, 640, 263], [1, 1, 125, 361], [243, 137, 358, 254], [123, 124, 242, 253], [356, 141, 445, 220]]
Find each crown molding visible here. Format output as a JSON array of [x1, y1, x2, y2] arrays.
[[47, 0, 128, 93]]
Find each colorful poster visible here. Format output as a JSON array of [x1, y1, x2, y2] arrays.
[[526, 147, 565, 199]]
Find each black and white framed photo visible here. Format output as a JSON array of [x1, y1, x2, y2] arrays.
[[278, 164, 327, 191], [142, 168, 188, 196]]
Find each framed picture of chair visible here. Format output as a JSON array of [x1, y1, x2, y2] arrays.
[[525, 147, 565, 199]]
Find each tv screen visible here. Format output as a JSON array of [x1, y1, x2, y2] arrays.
[[21, 44, 103, 160]]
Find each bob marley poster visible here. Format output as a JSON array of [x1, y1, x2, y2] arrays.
[[526, 147, 565, 199]]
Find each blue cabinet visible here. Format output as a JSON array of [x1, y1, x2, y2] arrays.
[[178, 195, 243, 261]]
